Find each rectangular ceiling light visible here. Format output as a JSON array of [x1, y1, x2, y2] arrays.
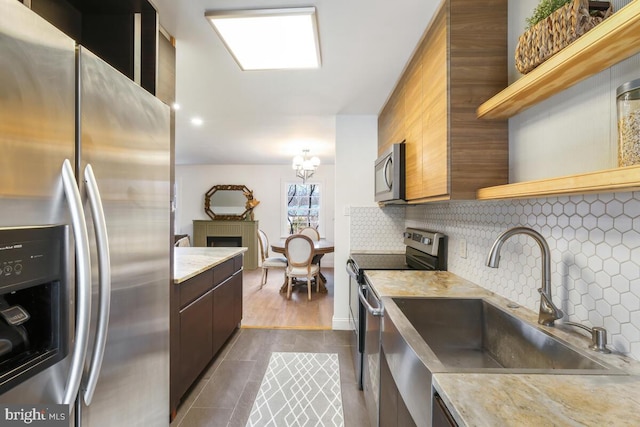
[[205, 7, 321, 71]]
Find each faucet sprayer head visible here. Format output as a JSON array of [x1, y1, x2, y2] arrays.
[[486, 240, 504, 268], [486, 230, 513, 268]]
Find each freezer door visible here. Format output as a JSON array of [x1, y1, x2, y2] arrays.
[[78, 47, 170, 426], [0, 0, 77, 405], [0, 0, 75, 225]]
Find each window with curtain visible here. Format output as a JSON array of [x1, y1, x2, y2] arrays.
[[285, 183, 320, 235]]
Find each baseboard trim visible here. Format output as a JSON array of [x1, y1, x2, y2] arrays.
[[240, 324, 331, 330], [332, 317, 350, 330]]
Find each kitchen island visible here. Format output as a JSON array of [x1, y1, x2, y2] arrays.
[[171, 246, 247, 419], [365, 270, 640, 427], [174, 246, 246, 283]]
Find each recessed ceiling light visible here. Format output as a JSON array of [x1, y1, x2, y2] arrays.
[[191, 117, 203, 126], [172, 103, 181, 110], [205, 7, 321, 71]]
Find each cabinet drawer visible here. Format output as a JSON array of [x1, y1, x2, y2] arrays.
[[179, 269, 213, 309], [213, 258, 235, 286]]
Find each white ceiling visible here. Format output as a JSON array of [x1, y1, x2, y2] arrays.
[[151, 0, 439, 166]]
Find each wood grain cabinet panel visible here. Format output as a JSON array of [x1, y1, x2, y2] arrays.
[[378, 83, 405, 156], [378, 0, 508, 203], [405, 117, 423, 200], [421, 9, 448, 200], [403, 57, 424, 200]]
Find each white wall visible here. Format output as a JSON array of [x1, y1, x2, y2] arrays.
[[175, 164, 335, 266], [334, 115, 379, 329]]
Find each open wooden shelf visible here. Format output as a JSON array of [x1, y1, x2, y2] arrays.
[[477, 0, 640, 120], [476, 165, 640, 200]]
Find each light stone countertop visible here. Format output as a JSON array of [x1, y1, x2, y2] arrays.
[[364, 270, 640, 427], [350, 250, 406, 254], [173, 247, 247, 284]]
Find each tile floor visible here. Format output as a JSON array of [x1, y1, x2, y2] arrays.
[[170, 328, 369, 427]]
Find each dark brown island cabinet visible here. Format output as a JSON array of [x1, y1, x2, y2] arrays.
[[170, 254, 244, 419]]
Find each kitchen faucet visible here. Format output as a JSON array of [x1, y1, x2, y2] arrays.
[[486, 226, 564, 326]]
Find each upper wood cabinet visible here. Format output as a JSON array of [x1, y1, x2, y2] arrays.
[[378, 0, 509, 202], [378, 86, 405, 156], [403, 52, 424, 200]]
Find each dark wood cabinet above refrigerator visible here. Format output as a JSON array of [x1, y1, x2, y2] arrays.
[[25, 0, 161, 96]]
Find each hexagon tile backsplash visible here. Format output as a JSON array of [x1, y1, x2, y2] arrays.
[[350, 206, 406, 252], [403, 191, 640, 361]]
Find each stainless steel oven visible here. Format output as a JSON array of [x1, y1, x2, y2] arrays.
[[360, 276, 383, 427], [346, 258, 365, 389], [346, 228, 447, 426]]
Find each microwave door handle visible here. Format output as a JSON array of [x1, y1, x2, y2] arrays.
[[383, 156, 393, 191], [82, 164, 111, 406], [60, 159, 92, 409]]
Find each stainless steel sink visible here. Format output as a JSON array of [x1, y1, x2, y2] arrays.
[[391, 297, 614, 372], [381, 297, 624, 426]]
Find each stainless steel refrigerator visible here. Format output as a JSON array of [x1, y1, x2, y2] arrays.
[[0, 1, 170, 425]]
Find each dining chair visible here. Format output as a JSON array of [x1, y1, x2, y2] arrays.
[[298, 227, 322, 278], [174, 235, 191, 247], [298, 227, 320, 241], [284, 234, 319, 300], [257, 230, 287, 289]]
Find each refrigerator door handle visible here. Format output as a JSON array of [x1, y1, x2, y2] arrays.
[[82, 164, 111, 405], [61, 159, 92, 408]]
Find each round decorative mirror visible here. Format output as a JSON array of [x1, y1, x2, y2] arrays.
[[204, 185, 259, 220]]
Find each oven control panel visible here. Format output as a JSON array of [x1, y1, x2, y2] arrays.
[[403, 228, 445, 257]]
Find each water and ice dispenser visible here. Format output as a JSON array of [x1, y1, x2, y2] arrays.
[[0, 226, 69, 393]]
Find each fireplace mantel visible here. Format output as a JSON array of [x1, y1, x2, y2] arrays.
[[193, 220, 259, 269]]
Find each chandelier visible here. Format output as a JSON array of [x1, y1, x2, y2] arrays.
[[292, 149, 320, 183]]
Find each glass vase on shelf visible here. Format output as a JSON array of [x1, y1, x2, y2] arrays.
[[617, 78, 640, 167]]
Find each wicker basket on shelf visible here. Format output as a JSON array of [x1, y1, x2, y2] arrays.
[[515, 0, 613, 74]]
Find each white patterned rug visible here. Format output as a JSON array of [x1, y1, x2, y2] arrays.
[[246, 352, 344, 427]]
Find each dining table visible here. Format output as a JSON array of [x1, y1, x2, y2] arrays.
[[271, 238, 335, 294]]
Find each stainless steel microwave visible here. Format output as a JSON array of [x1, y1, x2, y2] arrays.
[[374, 142, 405, 203]]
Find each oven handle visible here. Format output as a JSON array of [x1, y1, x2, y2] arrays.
[[359, 282, 384, 317], [346, 258, 358, 280]]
